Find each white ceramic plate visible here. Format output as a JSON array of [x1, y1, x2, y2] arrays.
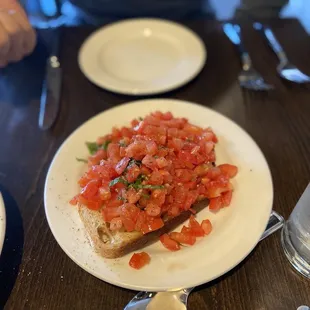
[[78, 19, 206, 95], [0, 193, 6, 254], [44, 99, 273, 291]]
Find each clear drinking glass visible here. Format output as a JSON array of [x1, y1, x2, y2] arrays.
[[281, 183, 310, 278]]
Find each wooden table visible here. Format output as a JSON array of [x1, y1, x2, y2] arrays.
[[0, 18, 310, 310]]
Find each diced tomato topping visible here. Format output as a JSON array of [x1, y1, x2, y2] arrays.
[[201, 219, 212, 235], [189, 215, 205, 237], [160, 234, 181, 251], [102, 206, 120, 222], [115, 157, 131, 175], [71, 111, 237, 244], [141, 217, 164, 234], [169, 232, 196, 245], [129, 252, 151, 269], [110, 217, 123, 231], [126, 164, 140, 183], [81, 180, 100, 200], [221, 190, 233, 207], [209, 196, 222, 211], [218, 164, 238, 178], [127, 188, 141, 204]]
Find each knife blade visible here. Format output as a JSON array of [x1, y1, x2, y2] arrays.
[[38, 30, 62, 130]]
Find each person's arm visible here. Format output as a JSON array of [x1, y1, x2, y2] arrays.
[[235, 0, 289, 19], [0, 0, 36, 68]]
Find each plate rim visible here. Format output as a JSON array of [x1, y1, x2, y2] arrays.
[[44, 98, 273, 291], [0, 193, 6, 255], [78, 18, 207, 96]]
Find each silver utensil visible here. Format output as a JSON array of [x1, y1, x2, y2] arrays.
[[124, 211, 284, 310], [223, 23, 273, 91], [254, 23, 310, 84], [38, 29, 62, 130]]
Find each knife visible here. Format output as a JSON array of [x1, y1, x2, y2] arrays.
[[38, 29, 62, 130]]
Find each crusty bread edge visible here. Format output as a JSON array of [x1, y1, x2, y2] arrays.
[[78, 199, 209, 258]]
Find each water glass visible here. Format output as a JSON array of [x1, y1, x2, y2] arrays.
[[281, 183, 310, 278]]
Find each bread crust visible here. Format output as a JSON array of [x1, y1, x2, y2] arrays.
[[78, 199, 209, 258]]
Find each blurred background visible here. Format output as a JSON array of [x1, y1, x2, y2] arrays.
[[21, 0, 310, 32]]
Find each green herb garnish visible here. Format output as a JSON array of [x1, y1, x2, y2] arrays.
[[86, 142, 99, 155], [119, 141, 127, 147], [76, 157, 88, 163], [141, 193, 150, 199], [138, 185, 165, 190], [85, 140, 111, 155], [109, 177, 129, 187], [117, 196, 126, 201], [102, 140, 111, 151]]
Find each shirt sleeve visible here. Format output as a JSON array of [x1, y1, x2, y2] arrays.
[[234, 0, 289, 19]]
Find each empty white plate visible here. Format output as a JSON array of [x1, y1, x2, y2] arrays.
[[78, 19, 206, 95]]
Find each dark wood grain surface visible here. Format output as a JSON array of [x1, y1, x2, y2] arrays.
[[0, 18, 310, 310]]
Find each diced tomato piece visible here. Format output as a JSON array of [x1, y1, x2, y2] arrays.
[[194, 164, 210, 177], [160, 234, 180, 251], [145, 203, 161, 217], [175, 169, 195, 183], [189, 215, 205, 237], [141, 217, 164, 234], [146, 141, 158, 155], [115, 157, 131, 175], [87, 200, 102, 210], [135, 211, 147, 232], [126, 164, 140, 183], [102, 206, 120, 222], [209, 196, 222, 211], [148, 171, 164, 185], [206, 167, 222, 180], [181, 225, 191, 234], [159, 170, 173, 183], [167, 128, 178, 138], [221, 190, 233, 207], [156, 157, 168, 168], [81, 179, 100, 200], [201, 219, 212, 235], [69, 195, 78, 205], [169, 232, 196, 245], [88, 149, 107, 165], [218, 164, 238, 178], [98, 186, 111, 201], [129, 252, 151, 269], [151, 189, 166, 205], [168, 204, 180, 217], [204, 141, 214, 155], [162, 112, 173, 120], [142, 154, 158, 170], [127, 187, 141, 204], [107, 143, 121, 163], [110, 217, 123, 231]]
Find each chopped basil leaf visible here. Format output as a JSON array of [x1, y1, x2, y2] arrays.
[[102, 140, 111, 151], [141, 193, 150, 199], [117, 196, 126, 201], [119, 141, 127, 147], [154, 155, 159, 159], [86, 140, 111, 155], [138, 184, 165, 190], [85, 142, 99, 155], [76, 157, 88, 163], [109, 177, 128, 187], [128, 159, 142, 167]]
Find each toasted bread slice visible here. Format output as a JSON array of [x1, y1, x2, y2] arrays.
[[78, 199, 209, 258]]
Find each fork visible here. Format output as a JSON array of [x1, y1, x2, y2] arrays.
[[254, 23, 310, 84], [223, 23, 273, 91]]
